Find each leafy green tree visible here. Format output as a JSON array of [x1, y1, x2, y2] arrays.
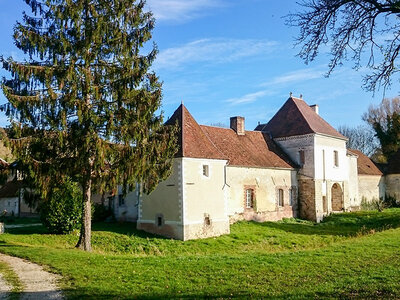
[[287, 0, 400, 91], [1, 0, 177, 251], [40, 178, 83, 234], [363, 97, 400, 161]]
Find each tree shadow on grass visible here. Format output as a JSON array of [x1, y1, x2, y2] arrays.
[[251, 210, 400, 237], [91, 222, 171, 240]]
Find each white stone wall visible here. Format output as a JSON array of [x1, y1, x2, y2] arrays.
[[182, 157, 230, 240], [275, 134, 315, 177], [358, 175, 385, 204], [137, 158, 183, 239], [0, 197, 18, 216], [226, 166, 298, 220], [347, 154, 359, 207], [314, 134, 348, 182]]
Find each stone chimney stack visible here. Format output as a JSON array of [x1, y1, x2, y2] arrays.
[[310, 104, 319, 115], [230, 116, 245, 135]]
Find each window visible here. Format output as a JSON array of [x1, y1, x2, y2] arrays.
[[278, 189, 284, 207], [245, 189, 254, 209], [289, 187, 296, 206], [156, 214, 164, 227], [204, 216, 211, 226], [202, 165, 209, 177], [334, 150, 339, 167], [118, 194, 125, 206], [299, 150, 305, 166]]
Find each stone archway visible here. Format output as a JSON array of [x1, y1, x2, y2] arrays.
[[331, 183, 343, 211]]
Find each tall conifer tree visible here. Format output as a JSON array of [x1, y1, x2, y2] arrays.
[[1, 0, 177, 251]]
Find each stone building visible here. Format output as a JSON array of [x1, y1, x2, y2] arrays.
[[114, 96, 398, 240]]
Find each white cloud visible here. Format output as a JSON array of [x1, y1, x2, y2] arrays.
[[147, 0, 225, 22], [262, 68, 326, 86], [225, 90, 272, 105], [155, 38, 278, 69]]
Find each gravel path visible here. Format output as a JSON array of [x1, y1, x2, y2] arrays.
[[4, 224, 42, 229], [0, 273, 11, 300], [0, 254, 63, 300]]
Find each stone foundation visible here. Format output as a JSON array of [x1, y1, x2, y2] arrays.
[[183, 220, 230, 240], [137, 222, 184, 240]]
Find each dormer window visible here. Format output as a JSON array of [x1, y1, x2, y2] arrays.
[[203, 165, 209, 177], [334, 150, 339, 167]]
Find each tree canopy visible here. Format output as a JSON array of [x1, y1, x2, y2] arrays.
[[1, 0, 177, 251], [363, 97, 400, 161], [287, 0, 400, 91]]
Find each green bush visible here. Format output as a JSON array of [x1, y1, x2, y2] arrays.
[[384, 194, 400, 208], [93, 203, 113, 222], [360, 197, 386, 211], [40, 179, 83, 234]]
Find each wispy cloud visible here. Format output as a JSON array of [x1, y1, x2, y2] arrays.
[[262, 67, 326, 86], [226, 90, 274, 105], [155, 38, 278, 69], [147, 0, 225, 22]]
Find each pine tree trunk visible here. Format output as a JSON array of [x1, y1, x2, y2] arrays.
[[76, 178, 92, 251]]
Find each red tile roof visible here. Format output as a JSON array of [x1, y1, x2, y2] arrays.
[[255, 97, 346, 139], [166, 104, 296, 169], [166, 104, 227, 160], [201, 126, 296, 168], [349, 149, 383, 176]]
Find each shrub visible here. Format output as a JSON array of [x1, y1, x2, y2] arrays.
[[93, 203, 113, 222], [384, 194, 400, 208], [39, 179, 82, 234], [360, 197, 386, 211]]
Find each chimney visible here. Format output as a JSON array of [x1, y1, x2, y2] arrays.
[[310, 104, 319, 115], [230, 116, 245, 135]]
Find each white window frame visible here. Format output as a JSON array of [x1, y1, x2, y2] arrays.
[[245, 189, 254, 209], [202, 165, 209, 177]]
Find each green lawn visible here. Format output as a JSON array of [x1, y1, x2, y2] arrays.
[[1, 209, 400, 299]]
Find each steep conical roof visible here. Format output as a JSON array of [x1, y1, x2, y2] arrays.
[[165, 104, 227, 160], [255, 97, 346, 139]]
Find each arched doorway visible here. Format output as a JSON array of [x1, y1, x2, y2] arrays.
[[331, 183, 343, 211]]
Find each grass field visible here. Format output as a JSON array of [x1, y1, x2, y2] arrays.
[[1, 209, 400, 299]]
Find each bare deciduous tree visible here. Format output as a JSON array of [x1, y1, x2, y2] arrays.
[[287, 0, 400, 91], [337, 125, 379, 157]]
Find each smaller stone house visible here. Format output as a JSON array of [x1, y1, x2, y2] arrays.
[[0, 181, 22, 216], [349, 149, 385, 204]]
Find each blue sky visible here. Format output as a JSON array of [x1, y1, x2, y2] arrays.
[[0, 0, 398, 130]]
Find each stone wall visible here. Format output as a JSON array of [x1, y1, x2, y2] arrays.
[[298, 177, 316, 221], [385, 174, 400, 200], [358, 175, 385, 204]]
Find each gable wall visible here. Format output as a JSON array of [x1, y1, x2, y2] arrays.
[[182, 157, 230, 240]]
